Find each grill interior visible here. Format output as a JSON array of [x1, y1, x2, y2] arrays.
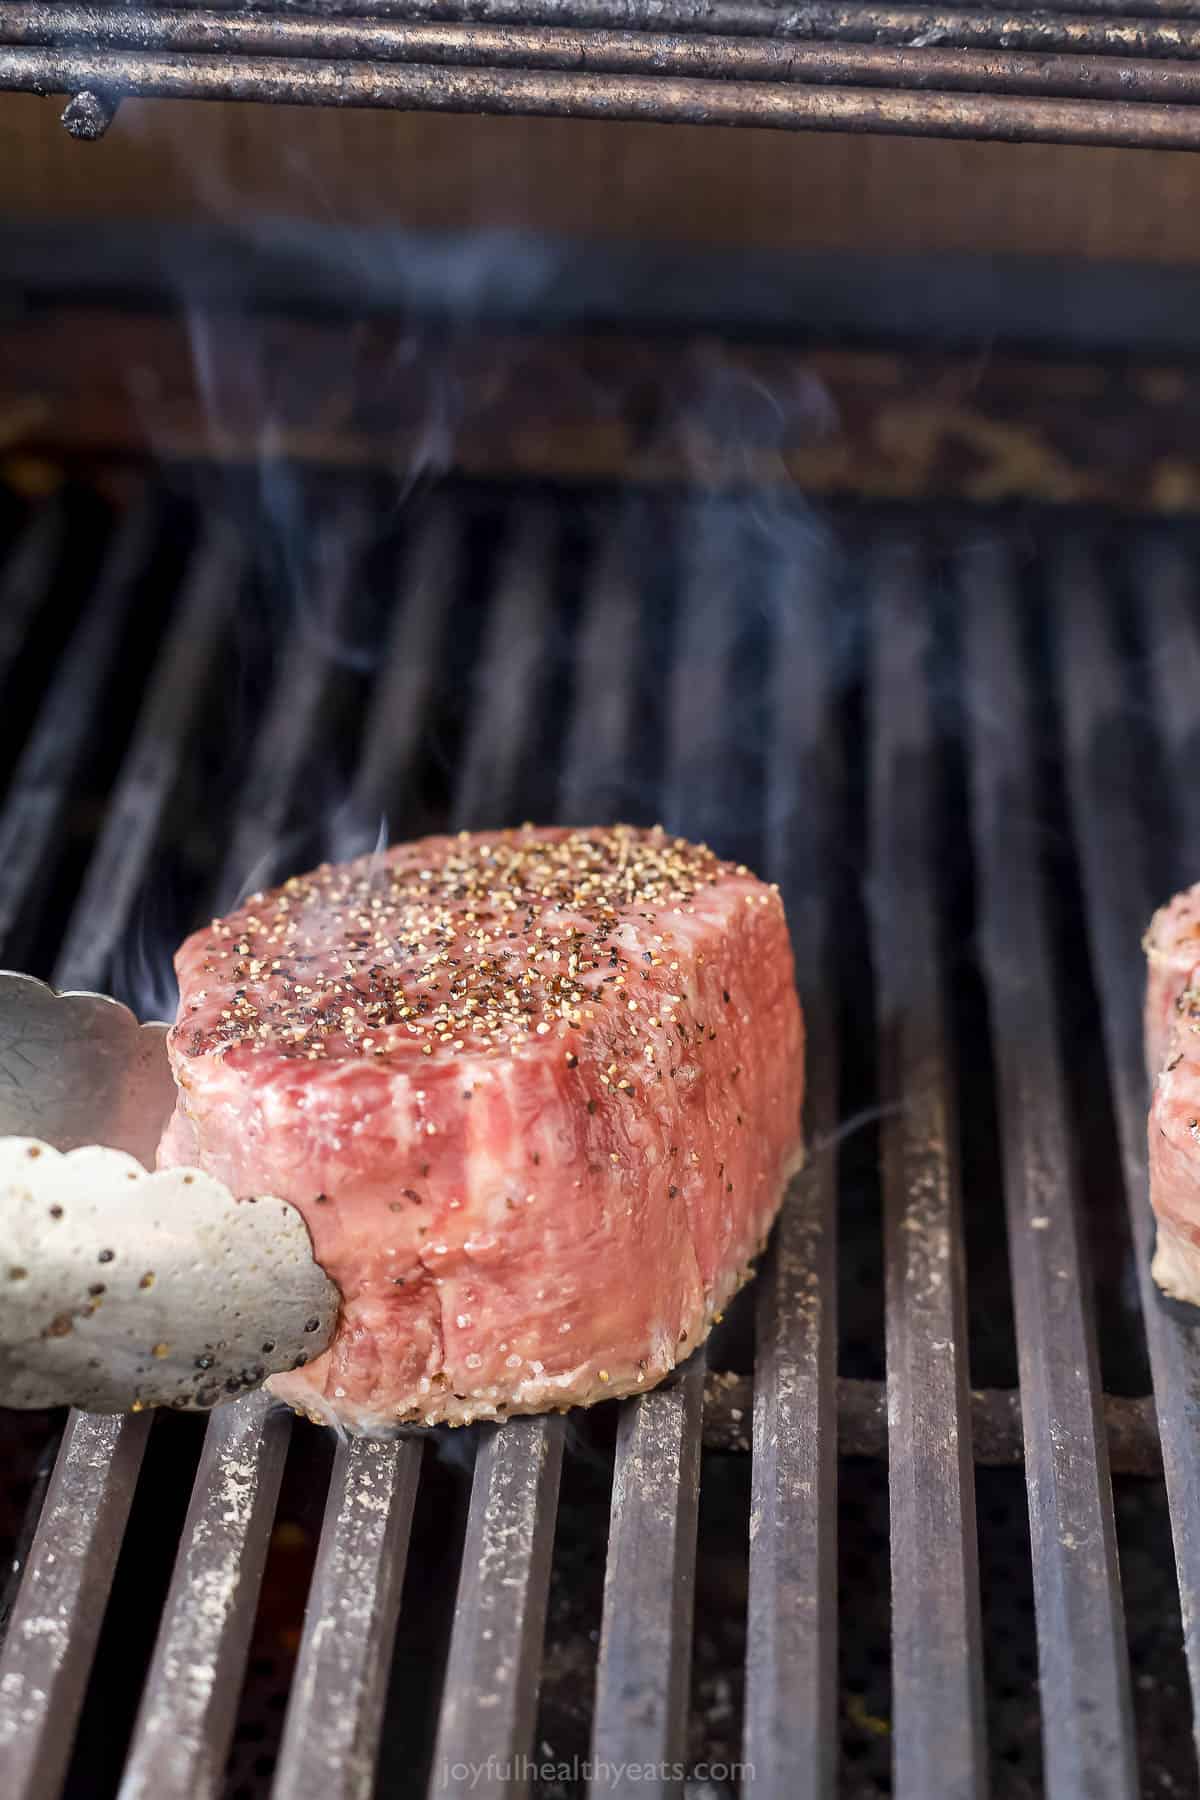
[[0, 468, 1198, 1798]]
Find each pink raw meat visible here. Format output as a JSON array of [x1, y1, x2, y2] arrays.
[[1143, 886, 1200, 1077], [1145, 881, 1200, 1303], [158, 825, 805, 1428]]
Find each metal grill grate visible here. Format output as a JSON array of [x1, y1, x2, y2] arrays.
[[0, 474, 1196, 1798]]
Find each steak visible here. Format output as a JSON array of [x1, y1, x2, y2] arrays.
[[1144, 881, 1200, 1304], [1144, 887, 1200, 1077], [158, 825, 805, 1428]]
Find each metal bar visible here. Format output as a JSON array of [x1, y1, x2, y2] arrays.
[[0, 520, 243, 1799], [1055, 532, 1200, 1771], [346, 501, 458, 831], [589, 1357, 705, 1796], [118, 508, 377, 1798], [868, 537, 986, 1800], [702, 1373, 1166, 1476], [0, 1433, 58, 1642], [1136, 533, 1200, 866], [452, 504, 555, 832], [0, 492, 156, 1617], [0, 1409, 153, 1800], [0, 499, 155, 958], [437, 512, 632, 1795], [66, 0, 1200, 42], [118, 1392, 291, 1800], [271, 1436, 423, 1800], [216, 627, 336, 895], [429, 503, 565, 1799], [272, 501, 555, 1800], [558, 525, 639, 828], [8, 46, 1200, 148], [0, 497, 66, 713], [962, 542, 1136, 1797], [588, 504, 729, 1800], [14, 7, 1200, 103], [661, 499, 746, 852], [430, 1417, 565, 1800], [52, 528, 239, 995], [217, 506, 365, 902], [742, 537, 838, 1799]]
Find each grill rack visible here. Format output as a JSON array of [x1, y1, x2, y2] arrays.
[[0, 475, 1196, 1796], [8, 0, 1200, 147]]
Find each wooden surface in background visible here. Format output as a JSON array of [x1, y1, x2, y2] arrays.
[[2, 91, 1200, 264]]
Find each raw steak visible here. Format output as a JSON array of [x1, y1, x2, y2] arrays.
[[1145, 881, 1200, 1303], [1144, 887, 1200, 1077], [158, 825, 805, 1428]]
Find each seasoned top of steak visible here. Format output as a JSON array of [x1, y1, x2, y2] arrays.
[[174, 824, 778, 1072]]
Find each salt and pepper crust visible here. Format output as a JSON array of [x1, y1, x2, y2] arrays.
[[179, 824, 779, 1069]]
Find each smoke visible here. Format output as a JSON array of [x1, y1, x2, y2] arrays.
[[650, 339, 839, 497], [143, 218, 570, 509], [220, 828, 311, 917], [610, 337, 848, 879], [326, 807, 391, 876], [111, 186, 850, 894], [108, 885, 182, 1024]]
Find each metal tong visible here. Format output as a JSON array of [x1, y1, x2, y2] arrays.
[[0, 972, 338, 1413]]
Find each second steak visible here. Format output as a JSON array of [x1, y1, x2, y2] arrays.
[[1145, 880, 1200, 1303]]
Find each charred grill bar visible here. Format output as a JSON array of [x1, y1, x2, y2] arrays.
[[0, 477, 1197, 1795], [9, 0, 1200, 146], [964, 543, 1135, 1795], [871, 541, 986, 1796]]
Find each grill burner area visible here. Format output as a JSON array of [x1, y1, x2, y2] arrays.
[[0, 470, 1197, 1797]]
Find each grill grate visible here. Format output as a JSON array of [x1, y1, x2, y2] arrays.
[[870, 540, 987, 1794], [963, 545, 1134, 1795], [0, 474, 1196, 1798]]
